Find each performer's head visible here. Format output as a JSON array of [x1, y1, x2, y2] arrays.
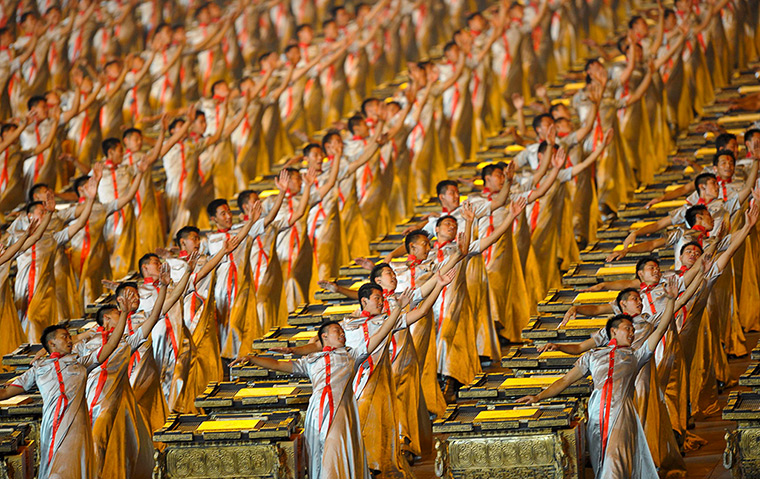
[[104, 59, 122, 82], [237, 190, 260, 217], [684, 204, 714, 231], [172, 24, 186, 45], [744, 128, 760, 151], [304, 143, 324, 172], [715, 133, 738, 157], [360, 98, 381, 120], [139, 253, 162, 279], [72, 175, 91, 198], [537, 140, 558, 164], [152, 23, 172, 48], [19, 11, 38, 33], [554, 117, 573, 137], [24, 201, 46, 222], [194, 2, 212, 24], [317, 320, 346, 348], [282, 44, 300, 65], [358, 283, 384, 314], [322, 130, 343, 157], [96, 305, 120, 329], [404, 229, 431, 259], [507, 2, 524, 20], [481, 163, 506, 192], [102, 138, 124, 161], [0, 27, 13, 47], [694, 173, 718, 200], [615, 288, 642, 316], [436, 180, 460, 210], [40, 324, 73, 355], [282, 167, 303, 194], [443, 41, 460, 63], [466, 12, 486, 33], [332, 5, 350, 26], [680, 241, 703, 269], [712, 150, 736, 179], [583, 59, 604, 84], [635, 256, 661, 285], [28, 183, 52, 203], [176, 226, 202, 253], [435, 215, 458, 242], [369, 263, 398, 292], [322, 18, 338, 40], [532, 113, 554, 140], [207, 199, 233, 230], [628, 15, 648, 37], [191, 111, 207, 135], [122, 128, 143, 151], [549, 102, 571, 120], [27, 96, 48, 122], [115, 282, 140, 312], [348, 115, 369, 138], [0, 122, 18, 142], [296, 24, 313, 43], [258, 51, 278, 70], [605, 314, 635, 347], [211, 80, 229, 99], [663, 9, 677, 31], [385, 101, 402, 118]]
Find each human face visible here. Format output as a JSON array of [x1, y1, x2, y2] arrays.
[[551, 104, 571, 119], [27, 204, 45, 223], [297, 26, 313, 43], [30, 102, 48, 122], [32, 186, 54, 209], [46, 328, 73, 355], [444, 45, 460, 63], [353, 120, 369, 138], [180, 231, 202, 253], [323, 22, 338, 39], [242, 192, 260, 215], [637, 261, 661, 285], [213, 82, 230, 98], [438, 185, 460, 210], [699, 178, 719, 199], [610, 319, 635, 347], [324, 137, 343, 156], [556, 118, 572, 135], [618, 292, 642, 316], [101, 308, 121, 330], [105, 63, 121, 81], [484, 169, 505, 192], [123, 132, 143, 152], [586, 61, 605, 82], [694, 210, 715, 231], [192, 115, 207, 134], [633, 18, 648, 37], [408, 236, 431, 259], [109, 143, 124, 160], [435, 217, 458, 242], [307, 148, 324, 172], [714, 155, 735, 180], [118, 286, 140, 312], [45, 8, 61, 24], [142, 256, 162, 278], [286, 48, 301, 65], [536, 117, 554, 139], [374, 267, 398, 292], [468, 14, 486, 32], [680, 245, 703, 269], [320, 323, 346, 348], [361, 290, 384, 315], [213, 204, 233, 230], [287, 171, 303, 194], [335, 8, 349, 26]]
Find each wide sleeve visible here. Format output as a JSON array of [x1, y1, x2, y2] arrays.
[[573, 351, 591, 376], [591, 328, 609, 347], [291, 356, 311, 379], [634, 341, 654, 370], [8, 366, 36, 391]]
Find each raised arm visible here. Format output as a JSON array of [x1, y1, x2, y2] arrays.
[[365, 294, 406, 352], [161, 256, 196, 315], [286, 176, 313, 227], [407, 269, 456, 325], [646, 277, 677, 351], [345, 125, 384, 176], [67, 177, 98, 238], [527, 146, 564, 203], [715, 201, 759, 272], [32, 109, 60, 155], [113, 168, 145, 211], [477, 197, 527, 252], [623, 214, 673, 249], [229, 353, 295, 372], [537, 337, 597, 355], [515, 363, 586, 404], [606, 236, 667, 261], [0, 218, 43, 266], [0, 116, 30, 152], [568, 129, 611, 177], [98, 300, 130, 363]]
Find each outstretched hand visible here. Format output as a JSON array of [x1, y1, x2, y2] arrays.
[[663, 275, 678, 299]]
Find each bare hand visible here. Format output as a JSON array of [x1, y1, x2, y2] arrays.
[[354, 257, 376, 270], [318, 280, 338, 293], [563, 305, 577, 322], [437, 268, 456, 287], [274, 169, 289, 191], [515, 395, 538, 404], [461, 201, 475, 222], [398, 288, 413, 308], [159, 262, 171, 286], [511, 93, 525, 110], [581, 283, 604, 292], [229, 354, 253, 367], [605, 249, 628, 262], [510, 197, 527, 217], [536, 342, 558, 353], [663, 275, 678, 299]]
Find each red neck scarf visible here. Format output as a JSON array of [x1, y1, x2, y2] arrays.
[[50, 352, 65, 359], [600, 338, 619, 458]]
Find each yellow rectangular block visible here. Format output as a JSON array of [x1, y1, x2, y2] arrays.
[[695, 147, 717, 157], [505, 145, 525, 153], [718, 113, 760, 124], [738, 85, 760, 94], [290, 330, 317, 341], [574, 291, 619, 303], [630, 221, 654, 230], [563, 319, 607, 329], [563, 82, 585, 92], [323, 304, 359, 316], [233, 387, 297, 399], [0, 395, 32, 407], [348, 281, 364, 291], [596, 265, 635, 276], [197, 419, 261, 432], [651, 200, 686, 209], [499, 377, 562, 389], [475, 408, 539, 421], [258, 189, 279, 199], [551, 98, 570, 106], [538, 350, 575, 359], [665, 184, 681, 192]]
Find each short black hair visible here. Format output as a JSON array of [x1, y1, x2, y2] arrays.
[[443, 41, 457, 54], [680, 240, 704, 256], [532, 114, 553, 134], [358, 283, 383, 308], [361, 98, 379, 117], [138, 253, 159, 277], [480, 163, 502, 181], [0, 122, 17, 136], [317, 320, 342, 345], [258, 51, 274, 65], [436, 180, 458, 197], [615, 288, 640, 311], [605, 314, 633, 340], [295, 24, 312, 34], [206, 198, 228, 219], [694, 172, 716, 192], [27, 95, 46, 111], [322, 129, 342, 150], [115, 281, 138, 298], [25, 201, 43, 215], [347, 115, 365, 135], [713, 149, 736, 167], [715, 133, 736, 151], [404, 229, 429, 253], [102, 137, 122, 157], [744, 128, 760, 144], [237, 190, 255, 211], [122, 128, 141, 140], [548, 103, 566, 117], [684, 204, 708, 228], [210, 80, 226, 95], [96, 305, 118, 326], [40, 324, 68, 353], [628, 15, 642, 29], [436, 215, 458, 230], [28, 183, 48, 202], [175, 226, 200, 247], [72, 175, 90, 197], [369, 263, 392, 284], [537, 140, 558, 156], [168, 118, 184, 133], [635, 256, 659, 278], [303, 143, 322, 157]]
